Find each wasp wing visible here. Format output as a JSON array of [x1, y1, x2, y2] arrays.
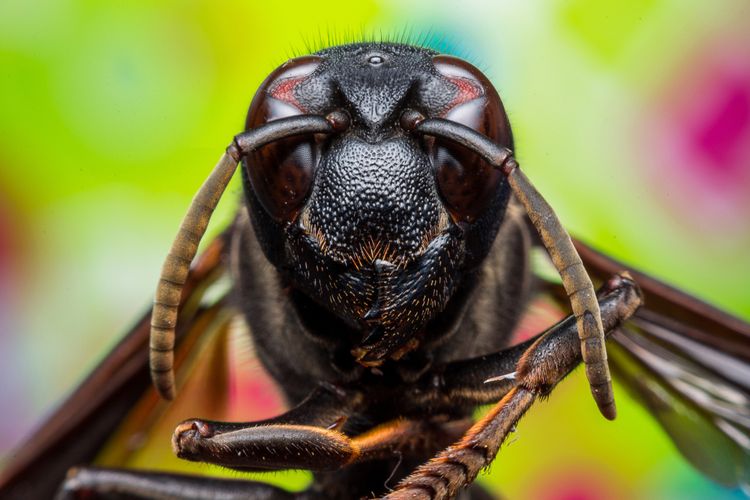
[[0, 231, 284, 499], [534, 239, 750, 492]]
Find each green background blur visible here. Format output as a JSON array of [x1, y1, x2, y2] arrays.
[[1, 1, 749, 499]]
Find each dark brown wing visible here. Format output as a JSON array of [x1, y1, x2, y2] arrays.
[[0, 232, 235, 499], [542, 240, 750, 491]]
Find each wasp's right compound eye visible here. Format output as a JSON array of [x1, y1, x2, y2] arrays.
[[244, 56, 323, 222], [430, 56, 513, 225]]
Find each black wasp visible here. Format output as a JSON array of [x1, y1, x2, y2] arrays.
[[1, 42, 748, 500]]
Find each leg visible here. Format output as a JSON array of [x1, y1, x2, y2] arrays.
[[176, 415, 465, 473], [172, 381, 360, 471], [383, 274, 643, 500], [56, 384, 454, 499], [401, 273, 643, 416], [54, 383, 358, 498], [172, 381, 459, 473], [174, 421, 358, 471], [56, 467, 305, 500]]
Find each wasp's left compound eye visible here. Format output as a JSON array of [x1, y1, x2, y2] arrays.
[[244, 56, 323, 222], [430, 56, 513, 224]]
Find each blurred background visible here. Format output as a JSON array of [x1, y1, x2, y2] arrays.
[[1, 0, 749, 499]]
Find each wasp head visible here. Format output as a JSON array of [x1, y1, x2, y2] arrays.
[[240, 43, 513, 365]]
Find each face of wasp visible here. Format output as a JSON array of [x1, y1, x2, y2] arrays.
[[241, 43, 514, 365]]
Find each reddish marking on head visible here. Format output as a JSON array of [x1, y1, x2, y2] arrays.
[[269, 77, 306, 110], [444, 76, 483, 111]]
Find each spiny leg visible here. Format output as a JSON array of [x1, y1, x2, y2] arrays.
[[172, 381, 458, 473], [400, 274, 642, 416], [56, 467, 306, 500], [55, 382, 358, 499], [55, 385, 447, 498], [382, 274, 643, 500], [175, 414, 462, 473], [172, 381, 360, 471]]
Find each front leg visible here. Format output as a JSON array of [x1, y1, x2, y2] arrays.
[[56, 382, 446, 499], [384, 274, 643, 500], [172, 382, 363, 471], [174, 413, 463, 473], [55, 382, 359, 499], [401, 273, 643, 416], [56, 467, 306, 500], [170, 380, 450, 473]]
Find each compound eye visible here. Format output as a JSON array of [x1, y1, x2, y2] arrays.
[[244, 56, 322, 222], [430, 55, 513, 224]]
